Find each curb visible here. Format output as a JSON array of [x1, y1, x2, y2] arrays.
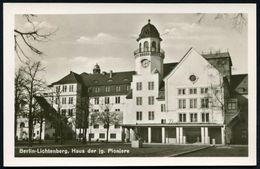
[[168, 145, 213, 157]]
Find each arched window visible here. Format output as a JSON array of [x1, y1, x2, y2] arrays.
[[139, 43, 142, 52], [151, 41, 156, 52], [20, 122, 25, 128], [144, 41, 149, 52]]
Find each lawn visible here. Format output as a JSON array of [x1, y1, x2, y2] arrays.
[[15, 142, 208, 157]]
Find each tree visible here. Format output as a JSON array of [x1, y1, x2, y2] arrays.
[[14, 14, 57, 61], [21, 61, 45, 146], [14, 68, 27, 141], [32, 101, 45, 144]]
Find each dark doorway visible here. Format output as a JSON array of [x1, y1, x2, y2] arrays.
[[151, 127, 162, 143]]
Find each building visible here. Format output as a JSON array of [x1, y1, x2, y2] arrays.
[[16, 20, 248, 145]]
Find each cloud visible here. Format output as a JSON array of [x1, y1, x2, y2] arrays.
[[76, 32, 119, 45]]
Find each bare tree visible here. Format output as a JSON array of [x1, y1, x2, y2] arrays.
[[14, 14, 57, 61], [21, 61, 45, 146]]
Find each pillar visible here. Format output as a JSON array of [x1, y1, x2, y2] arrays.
[[205, 127, 209, 144], [221, 126, 225, 145], [180, 127, 183, 144], [130, 128, 134, 141], [161, 127, 165, 144], [148, 127, 151, 143], [176, 127, 180, 144], [201, 127, 205, 144]]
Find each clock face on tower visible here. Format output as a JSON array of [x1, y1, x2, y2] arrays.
[[141, 59, 150, 68]]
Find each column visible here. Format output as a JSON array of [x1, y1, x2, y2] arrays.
[[179, 127, 183, 144], [161, 127, 165, 144], [201, 127, 205, 144], [130, 128, 134, 142], [148, 127, 151, 143], [205, 127, 209, 144], [221, 127, 225, 145], [176, 127, 180, 144]]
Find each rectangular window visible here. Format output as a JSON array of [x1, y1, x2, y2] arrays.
[[68, 97, 73, 104], [228, 102, 237, 110], [136, 82, 142, 91], [94, 97, 99, 104], [94, 109, 99, 112], [148, 96, 154, 105], [115, 96, 120, 104], [105, 86, 110, 92], [148, 111, 155, 120], [62, 85, 67, 92], [178, 88, 186, 95], [99, 133, 105, 138], [201, 113, 209, 122], [56, 86, 61, 92], [148, 81, 154, 90], [69, 85, 74, 92], [161, 104, 166, 112], [136, 111, 142, 120], [61, 109, 66, 116], [114, 124, 120, 128], [201, 98, 209, 108], [201, 87, 209, 94], [89, 133, 94, 138], [116, 86, 121, 92], [161, 119, 166, 124], [105, 97, 110, 104], [126, 85, 130, 91], [68, 109, 73, 116], [189, 99, 197, 108], [136, 97, 142, 105], [189, 88, 197, 94], [190, 113, 198, 122], [179, 113, 186, 122], [94, 87, 100, 93], [110, 133, 116, 139], [115, 109, 120, 112], [93, 124, 99, 129], [62, 97, 66, 104], [178, 99, 186, 109]]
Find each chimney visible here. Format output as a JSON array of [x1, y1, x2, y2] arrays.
[[109, 70, 113, 78]]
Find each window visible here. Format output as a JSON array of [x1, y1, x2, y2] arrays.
[[161, 104, 166, 112], [20, 122, 25, 128], [68, 97, 73, 104], [148, 96, 154, 105], [99, 133, 105, 138], [161, 119, 166, 124], [179, 113, 186, 122], [201, 113, 209, 122], [115, 109, 120, 112], [62, 85, 67, 92], [61, 109, 66, 116], [148, 81, 154, 90], [136, 82, 142, 91], [105, 86, 110, 92], [110, 133, 116, 139], [94, 87, 100, 93], [69, 85, 74, 92], [201, 87, 208, 94], [115, 96, 120, 104], [93, 124, 99, 129], [151, 41, 156, 52], [189, 88, 197, 94], [68, 109, 73, 116], [228, 102, 237, 110], [62, 97, 66, 104], [114, 124, 120, 128], [126, 85, 130, 91], [94, 97, 99, 104], [178, 99, 186, 109], [56, 86, 61, 92], [89, 133, 94, 138], [189, 99, 197, 108], [190, 113, 198, 122], [136, 111, 142, 120], [144, 41, 149, 51], [116, 86, 121, 92], [55, 98, 59, 105], [148, 111, 155, 120], [94, 109, 99, 112], [178, 89, 186, 95], [136, 97, 142, 105], [105, 97, 110, 104], [201, 98, 209, 108]]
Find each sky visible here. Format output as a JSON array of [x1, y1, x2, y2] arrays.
[[15, 14, 248, 84]]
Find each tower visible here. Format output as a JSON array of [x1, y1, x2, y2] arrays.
[[134, 19, 164, 76], [93, 63, 101, 74]]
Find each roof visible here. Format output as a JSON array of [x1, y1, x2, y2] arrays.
[[202, 52, 233, 66], [51, 71, 83, 86], [80, 71, 135, 87], [137, 20, 162, 41], [163, 62, 178, 78], [230, 74, 248, 94]]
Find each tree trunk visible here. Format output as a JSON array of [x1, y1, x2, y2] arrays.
[[28, 88, 33, 147], [106, 126, 109, 143], [39, 116, 43, 144]]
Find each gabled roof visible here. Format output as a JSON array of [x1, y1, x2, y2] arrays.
[[163, 62, 178, 78], [230, 74, 248, 89], [230, 74, 248, 95], [202, 52, 233, 66], [80, 71, 135, 87], [51, 71, 83, 86]]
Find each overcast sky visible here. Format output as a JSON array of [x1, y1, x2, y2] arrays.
[[15, 14, 248, 84]]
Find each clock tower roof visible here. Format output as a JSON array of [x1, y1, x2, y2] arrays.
[[137, 19, 162, 41]]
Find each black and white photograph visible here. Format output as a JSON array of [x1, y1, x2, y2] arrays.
[[3, 3, 256, 166]]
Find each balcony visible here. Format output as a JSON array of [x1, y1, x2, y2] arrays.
[[134, 48, 165, 58]]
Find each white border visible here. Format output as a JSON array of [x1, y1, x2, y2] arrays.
[[3, 3, 257, 166]]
